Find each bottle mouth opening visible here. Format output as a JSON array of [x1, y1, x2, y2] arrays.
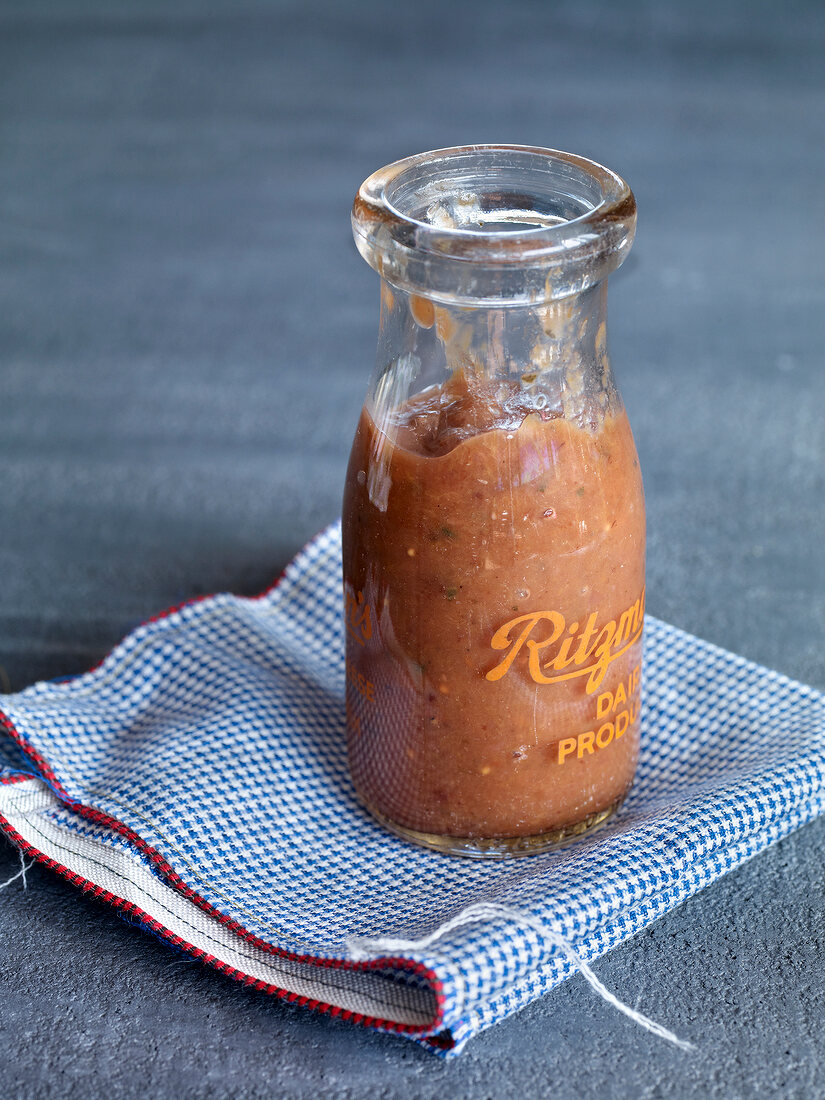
[[352, 145, 636, 305]]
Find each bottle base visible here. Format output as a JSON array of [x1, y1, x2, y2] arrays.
[[362, 798, 625, 859]]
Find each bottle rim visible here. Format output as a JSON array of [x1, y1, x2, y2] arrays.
[[352, 145, 636, 305]]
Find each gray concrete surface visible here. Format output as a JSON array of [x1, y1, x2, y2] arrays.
[[0, 1, 823, 1096]]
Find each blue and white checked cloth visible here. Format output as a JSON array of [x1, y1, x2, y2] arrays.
[[1, 522, 824, 1055]]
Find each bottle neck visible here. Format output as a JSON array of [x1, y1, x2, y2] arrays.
[[371, 279, 618, 429]]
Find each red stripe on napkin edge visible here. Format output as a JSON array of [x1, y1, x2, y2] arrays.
[[0, 803, 453, 1049]]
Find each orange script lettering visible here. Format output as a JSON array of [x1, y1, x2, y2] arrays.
[[486, 588, 645, 694]]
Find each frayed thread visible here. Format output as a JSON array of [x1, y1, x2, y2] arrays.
[[0, 849, 33, 892], [347, 901, 695, 1052]]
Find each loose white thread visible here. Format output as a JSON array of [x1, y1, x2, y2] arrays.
[[0, 850, 33, 892], [347, 902, 695, 1052]]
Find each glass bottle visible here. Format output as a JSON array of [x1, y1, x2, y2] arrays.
[[342, 145, 644, 858]]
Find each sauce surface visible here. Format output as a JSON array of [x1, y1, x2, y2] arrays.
[[342, 373, 645, 838]]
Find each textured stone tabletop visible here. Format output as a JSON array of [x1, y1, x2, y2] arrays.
[[1, 1, 824, 1096]]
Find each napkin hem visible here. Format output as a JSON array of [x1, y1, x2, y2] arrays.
[[0, 774, 455, 1049]]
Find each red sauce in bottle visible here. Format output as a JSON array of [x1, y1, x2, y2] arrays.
[[343, 370, 645, 847]]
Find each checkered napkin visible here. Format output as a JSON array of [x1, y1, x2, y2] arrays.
[[1, 523, 824, 1056]]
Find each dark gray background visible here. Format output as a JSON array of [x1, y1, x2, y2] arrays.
[[1, 1, 824, 1096]]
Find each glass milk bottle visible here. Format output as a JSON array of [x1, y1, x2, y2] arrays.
[[343, 146, 644, 857]]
